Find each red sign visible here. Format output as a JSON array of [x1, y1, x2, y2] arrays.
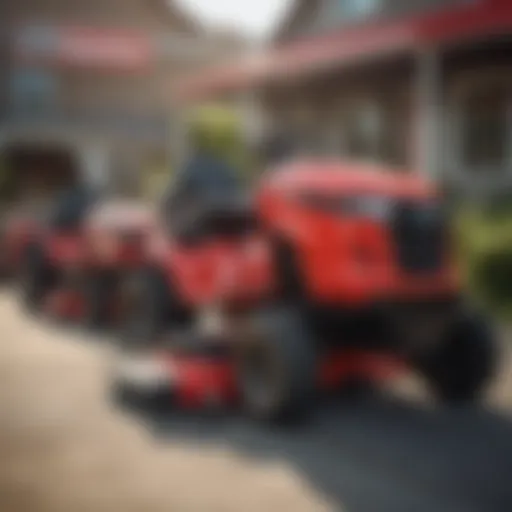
[[58, 27, 153, 70], [15, 25, 154, 71]]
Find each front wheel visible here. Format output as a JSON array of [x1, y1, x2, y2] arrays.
[[415, 310, 498, 404], [236, 307, 317, 424]]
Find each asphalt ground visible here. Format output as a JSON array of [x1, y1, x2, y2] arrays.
[[0, 290, 511, 512]]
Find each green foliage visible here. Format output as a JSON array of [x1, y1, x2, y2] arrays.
[[472, 248, 512, 309], [456, 206, 512, 318]]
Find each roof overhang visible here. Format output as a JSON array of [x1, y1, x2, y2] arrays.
[[175, 1, 512, 102]]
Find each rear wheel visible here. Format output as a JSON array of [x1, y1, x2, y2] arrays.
[[237, 307, 316, 423], [415, 310, 498, 404]]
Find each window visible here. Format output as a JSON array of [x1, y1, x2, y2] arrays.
[[342, 97, 406, 166], [338, 0, 382, 20], [314, 0, 382, 35], [10, 69, 57, 113], [459, 86, 511, 172], [346, 102, 383, 156]]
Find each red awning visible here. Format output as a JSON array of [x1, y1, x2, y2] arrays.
[[175, 0, 512, 102], [15, 25, 154, 71]]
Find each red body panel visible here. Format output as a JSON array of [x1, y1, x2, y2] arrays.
[[257, 162, 459, 305], [150, 161, 458, 309], [151, 232, 273, 307], [165, 355, 239, 409]]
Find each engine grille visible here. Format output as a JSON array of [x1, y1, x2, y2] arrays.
[[391, 201, 447, 274]]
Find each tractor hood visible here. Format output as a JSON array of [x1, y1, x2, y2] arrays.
[[263, 160, 437, 201]]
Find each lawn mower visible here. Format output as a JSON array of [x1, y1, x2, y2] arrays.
[[110, 159, 497, 423], [18, 187, 154, 330]]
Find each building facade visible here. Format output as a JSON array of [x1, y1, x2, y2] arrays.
[[0, 0, 243, 199], [178, 0, 512, 196]]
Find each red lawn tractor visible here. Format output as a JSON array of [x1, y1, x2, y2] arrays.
[[111, 160, 497, 423], [19, 193, 154, 329]]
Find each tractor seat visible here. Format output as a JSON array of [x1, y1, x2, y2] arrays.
[[199, 194, 255, 238], [171, 193, 256, 245]]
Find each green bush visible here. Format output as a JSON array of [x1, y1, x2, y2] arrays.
[[456, 207, 512, 318], [472, 247, 512, 309]]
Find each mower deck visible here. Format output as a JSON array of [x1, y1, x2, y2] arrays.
[[115, 340, 406, 413]]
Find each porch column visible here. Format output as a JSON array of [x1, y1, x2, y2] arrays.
[[415, 49, 441, 178]]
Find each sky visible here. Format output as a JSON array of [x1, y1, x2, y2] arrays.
[[175, 0, 292, 38]]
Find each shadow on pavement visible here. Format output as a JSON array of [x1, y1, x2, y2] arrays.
[[125, 390, 512, 512]]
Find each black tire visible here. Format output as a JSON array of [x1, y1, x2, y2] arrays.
[[237, 307, 316, 424], [415, 310, 498, 404], [81, 271, 113, 331], [117, 266, 183, 349], [19, 242, 54, 313]]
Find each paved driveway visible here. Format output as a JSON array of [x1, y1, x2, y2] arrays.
[[0, 290, 511, 512]]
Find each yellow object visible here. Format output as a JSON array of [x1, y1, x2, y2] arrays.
[[187, 104, 254, 179]]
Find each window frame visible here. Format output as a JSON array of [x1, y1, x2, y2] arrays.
[[336, 90, 410, 167], [447, 69, 512, 181]]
